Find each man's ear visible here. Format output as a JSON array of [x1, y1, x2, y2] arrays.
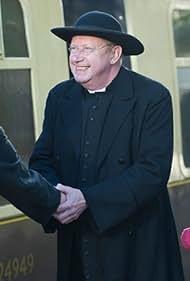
[[110, 46, 122, 64]]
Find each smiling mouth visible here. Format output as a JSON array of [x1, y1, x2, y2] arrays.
[[76, 66, 89, 71]]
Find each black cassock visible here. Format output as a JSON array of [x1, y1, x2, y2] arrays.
[[29, 67, 184, 281]]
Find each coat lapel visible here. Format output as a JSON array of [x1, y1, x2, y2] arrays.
[[97, 68, 136, 166]]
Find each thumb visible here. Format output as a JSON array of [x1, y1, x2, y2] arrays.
[[55, 183, 70, 193]]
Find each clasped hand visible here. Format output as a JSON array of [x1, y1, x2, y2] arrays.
[[53, 184, 87, 224]]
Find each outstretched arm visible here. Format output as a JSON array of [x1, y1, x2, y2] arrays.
[[0, 127, 64, 225]]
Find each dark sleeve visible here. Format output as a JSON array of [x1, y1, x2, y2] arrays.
[[0, 127, 18, 162], [81, 92, 173, 233], [0, 127, 60, 225]]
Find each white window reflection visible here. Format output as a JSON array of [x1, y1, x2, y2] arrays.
[[177, 67, 190, 167], [173, 9, 190, 57]]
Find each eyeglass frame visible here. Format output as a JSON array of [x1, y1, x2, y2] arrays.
[[68, 43, 114, 56]]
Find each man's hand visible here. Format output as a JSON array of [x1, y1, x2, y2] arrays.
[[53, 184, 87, 224], [59, 190, 67, 205], [53, 185, 66, 218]]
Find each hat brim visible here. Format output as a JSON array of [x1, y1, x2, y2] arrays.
[[51, 26, 144, 56]]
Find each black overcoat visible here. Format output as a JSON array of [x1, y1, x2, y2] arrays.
[[30, 67, 184, 281]]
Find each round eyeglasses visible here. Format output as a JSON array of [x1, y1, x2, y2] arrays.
[[68, 44, 113, 56]]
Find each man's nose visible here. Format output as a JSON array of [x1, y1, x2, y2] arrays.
[[72, 52, 84, 61]]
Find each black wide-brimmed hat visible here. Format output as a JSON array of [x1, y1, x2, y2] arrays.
[[51, 11, 144, 56]]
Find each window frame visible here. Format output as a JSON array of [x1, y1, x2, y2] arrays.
[[0, 0, 32, 218], [0, 0, 31, 67], [171, 1, 190, 178]]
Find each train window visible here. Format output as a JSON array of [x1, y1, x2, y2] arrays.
[[1, 0, 28, 57], [176, 67, 190, 167], [0, 69, 34, 163], [0, 69, 34, 206], [172, 8, 190, 169], [173, 10, 190, 57]]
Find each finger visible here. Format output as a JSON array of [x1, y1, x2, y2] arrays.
[[55, 207, 76, 220], [73, 200, 86, 208], [63, 207, 87, 223], [55, 184, 71, 193], [60, 193, 66, 203], [55, 183, 63, 190], [64, 216, 78, 224], [56, 201, 71, 213], [55, 210, 79, 224], [61, 215, 78, 224]]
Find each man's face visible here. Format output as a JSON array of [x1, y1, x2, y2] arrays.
[[69, 35, 114, 90]]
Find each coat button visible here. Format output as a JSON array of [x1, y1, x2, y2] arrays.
[[118, 158, 125, 164], [85, 273, 91, 280], [84, 152, 89, 158]]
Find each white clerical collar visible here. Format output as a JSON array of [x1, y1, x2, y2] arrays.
[[87, 87, 106, 94]]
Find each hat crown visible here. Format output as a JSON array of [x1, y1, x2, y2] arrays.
[[74, 11, 123, 33], [51, 10, 144, 56]]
